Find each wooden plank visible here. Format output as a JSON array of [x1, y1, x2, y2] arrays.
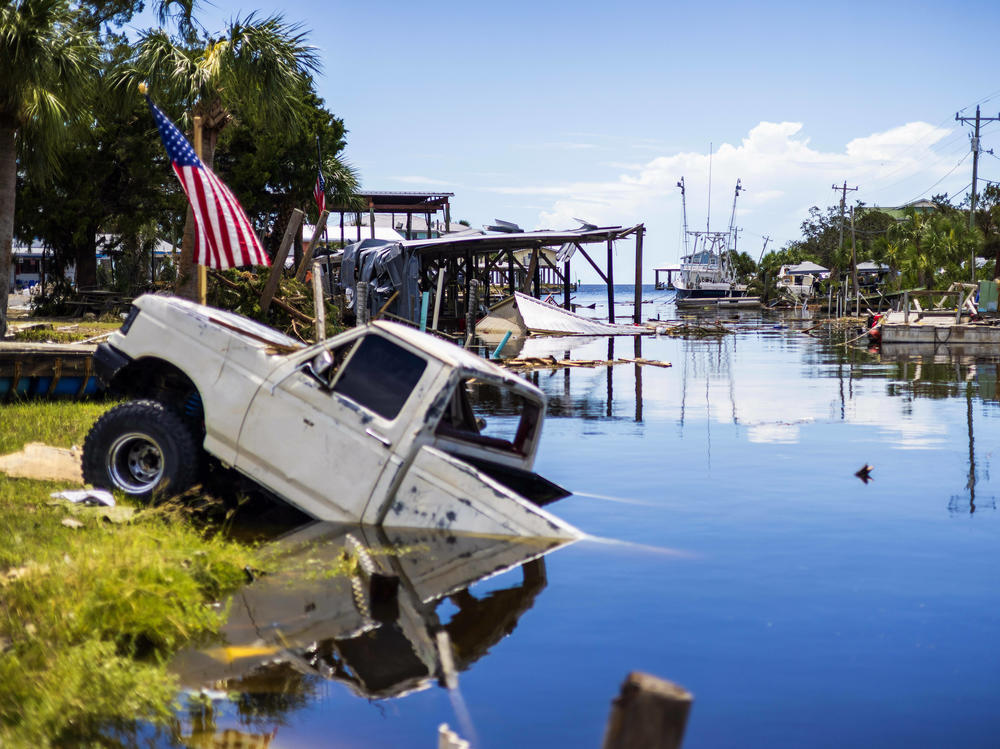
[[260, 208, 304, 315], [521, 247, 540, 293], [575, 243, 609, 284], [312, 260, 326, 342], [602, 671, 692, 749], [10, 361, 22, 399], [617, 357, 673, 369], [295, 209, 330, 283], [75, 357, 92, 398], [375, 290, 400, 320], [271, 295, 314, 325], [47, 358, 63, 395]]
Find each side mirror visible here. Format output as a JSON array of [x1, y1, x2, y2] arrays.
[[306, 349, 335, 385]]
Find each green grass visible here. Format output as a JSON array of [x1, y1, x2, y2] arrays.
[[0, 400, 112, 454], [9, 321, 121, 344], [0, 402, 260, 747]]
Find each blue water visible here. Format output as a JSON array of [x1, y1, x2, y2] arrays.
[[173, 285, 1000, 748]]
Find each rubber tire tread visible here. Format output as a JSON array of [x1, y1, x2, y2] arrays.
[[82, 399, 200, 502]]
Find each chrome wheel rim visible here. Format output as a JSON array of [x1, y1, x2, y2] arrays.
[[107, 432, 165, 493]]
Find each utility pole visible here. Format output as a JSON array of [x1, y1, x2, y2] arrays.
[[956, 105, 1000, 281], [850, 206, 859, 316], [833, 182, 858, 307]]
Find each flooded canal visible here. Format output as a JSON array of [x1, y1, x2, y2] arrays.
[[170, 286, 999, 748]]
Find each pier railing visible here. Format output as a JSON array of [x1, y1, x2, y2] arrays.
[[901, 284, 978, 324]]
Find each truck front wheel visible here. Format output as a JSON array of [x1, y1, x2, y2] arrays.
[[82, 399, 200, 501]]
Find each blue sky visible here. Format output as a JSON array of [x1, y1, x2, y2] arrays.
[[140, 0, 1000, 280]]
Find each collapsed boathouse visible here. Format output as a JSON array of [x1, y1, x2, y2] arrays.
[[330, 222, 647, 334]]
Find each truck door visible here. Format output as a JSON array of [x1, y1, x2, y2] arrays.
[[236, 332, 431, 522]]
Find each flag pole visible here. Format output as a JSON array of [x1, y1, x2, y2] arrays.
[[316, 136, 328, 247], [193, 115, 207, 305]]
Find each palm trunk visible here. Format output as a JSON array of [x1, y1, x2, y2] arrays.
[[0, 124, 17, 335]]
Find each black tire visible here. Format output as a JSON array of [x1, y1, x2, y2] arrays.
[[82, 399, 200, 502]]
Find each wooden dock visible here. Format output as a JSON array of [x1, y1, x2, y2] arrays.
[[0, 342, 100, 399]]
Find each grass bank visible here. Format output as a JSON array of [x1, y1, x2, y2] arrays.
[[0, 400, 260, 748]]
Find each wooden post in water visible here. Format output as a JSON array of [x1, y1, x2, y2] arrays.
[[602, 671, 693, 749], [564, 258, 572, 309], [607, 236, 616, 323], [633, 226, 644, 325]]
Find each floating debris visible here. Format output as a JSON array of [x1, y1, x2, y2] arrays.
[[855, 464, 874, 484], [501, 356, 671, 370], [653, 322, 733, 338]]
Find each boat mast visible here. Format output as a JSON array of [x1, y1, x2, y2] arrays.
[[706, 143, 713, 233], [724, 179, 743, 281], [677, 177, 690, 256]]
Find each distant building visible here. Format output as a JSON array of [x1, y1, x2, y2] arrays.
[[9, 235, 176, 292], [864, 199, 938, 221], [10, 239, 46, 292]]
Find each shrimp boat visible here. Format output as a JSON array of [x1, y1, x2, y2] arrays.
[[673, 177, 759, 308]]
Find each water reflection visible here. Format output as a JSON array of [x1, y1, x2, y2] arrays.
[[878, 345, 1000, 515], [171, 523, 573, 744]]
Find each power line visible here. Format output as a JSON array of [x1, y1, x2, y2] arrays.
[[900, 152, 971, 205]]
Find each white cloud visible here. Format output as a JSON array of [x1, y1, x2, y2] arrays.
[[515, 141, 597, 151], [492, 120, 958, 258], [390, 175, 455, 186]]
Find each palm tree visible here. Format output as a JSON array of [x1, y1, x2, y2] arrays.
[[0, 0, 96, 333], [120, 13, 320, 299]]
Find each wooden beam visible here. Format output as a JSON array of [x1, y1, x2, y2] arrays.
[[607, 237, 616, 323], [633, 225, 644, 325], [575, 243, 609, 284], [295, 209, 329, 283], [260, 208, 304, 315], [521, 247, 540, 294], [326, 203, 448, 213], [312, 260, 326, 342], [537, 250, 566, 282]]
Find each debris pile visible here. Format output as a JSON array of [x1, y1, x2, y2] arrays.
[[655, 322, 733, 338], [502, 356, 672, 370], [207, 269, 342, 343]]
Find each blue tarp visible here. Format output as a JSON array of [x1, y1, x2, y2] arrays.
[[339, 240, 421, 323]]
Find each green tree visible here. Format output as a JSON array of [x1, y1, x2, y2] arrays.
[[0, 0, 97, 333], [119, 12, 320, 299], [972, 183, 1000, 279], [16, 42, 185, 293], [217, 85, 359, 256], [888, 207, 980, 288]]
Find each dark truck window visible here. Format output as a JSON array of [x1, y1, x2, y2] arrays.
[[332, 335, 427, 420]]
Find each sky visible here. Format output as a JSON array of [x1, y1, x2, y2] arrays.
[[135, 0, 1000, 281]]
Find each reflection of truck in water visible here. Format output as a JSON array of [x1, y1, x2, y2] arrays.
[[84, 295, 579, 539], [171, 523, 572, 701]]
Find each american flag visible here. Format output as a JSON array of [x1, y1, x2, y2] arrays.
[[147, 97, 269, 269], [313, 168, 326, 216]]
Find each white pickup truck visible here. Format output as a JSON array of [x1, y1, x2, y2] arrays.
[[84, 295, 578, 539]]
